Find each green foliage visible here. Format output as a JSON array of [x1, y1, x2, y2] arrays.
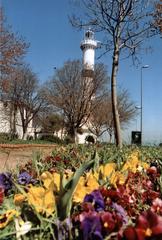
[[0, 132, 18, 143], [57, 151, 97, 220], [39, 135, 64, 144], [0, 133, 10, 143], [64, 136, 75, 144]]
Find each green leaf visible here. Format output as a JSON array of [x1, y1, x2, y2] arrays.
[[56, 151, 96, 220]]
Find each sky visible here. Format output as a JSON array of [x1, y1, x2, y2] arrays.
[[1, 0, 162, 144]]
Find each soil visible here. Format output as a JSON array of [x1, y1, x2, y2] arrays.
[[0, 144, 57, 172]]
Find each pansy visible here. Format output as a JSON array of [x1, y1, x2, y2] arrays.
[[122, 210, 162, 239], [0, 209, 19, 229], [83, 190, 105, 211], [80, 211, 103, 240], [111, 202, 128, 224], [0, 186, 4, 205], [0, 172, 12, 194], [100, 211, 117, 233], [136, 209, 162, 237], [151, 197, 162, 215], [18, 172, 35, 185]]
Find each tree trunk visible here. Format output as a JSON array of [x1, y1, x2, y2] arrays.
[[22, 131, 28, 140], [10, 103, 17, 138], [21, 122, 28, 140], [111, 45, 122, 148], [67, 126, 76, 143]]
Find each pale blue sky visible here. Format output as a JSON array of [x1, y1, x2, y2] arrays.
[[2, 0, 162, 144]]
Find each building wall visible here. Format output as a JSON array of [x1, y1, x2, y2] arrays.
[[0, 101, 34, 139]]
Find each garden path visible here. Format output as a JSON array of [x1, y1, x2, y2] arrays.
[[0, 144, 57, 172]]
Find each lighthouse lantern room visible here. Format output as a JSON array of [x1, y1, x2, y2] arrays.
[[80, 30, 98, 74]]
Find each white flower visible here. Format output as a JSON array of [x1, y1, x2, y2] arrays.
[[15, 218, 32, 239]]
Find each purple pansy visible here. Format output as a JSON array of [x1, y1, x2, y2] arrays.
[[0, 172, 12, 194], [18, 172, 35, 185], [84, 190, 105, 211], [81, 212, 103, 240], [111, 202, 128, 224]]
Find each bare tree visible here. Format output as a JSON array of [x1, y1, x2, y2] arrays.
[[43, 60, 109, 143], [155, 0, 162, 32], [70, 0, 159, 148], [0, 7, 28, 94], [89, 90, 137, 142], [6, 65, 45, 139]]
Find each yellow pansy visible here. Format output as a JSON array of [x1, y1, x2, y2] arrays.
[[14, 193, 26, 206], [27, 186, 55, 216], [0, 209, 19, 229]]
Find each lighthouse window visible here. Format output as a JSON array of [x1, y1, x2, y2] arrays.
[[85, 31, 94, 40], [86, 32, 90, 38]]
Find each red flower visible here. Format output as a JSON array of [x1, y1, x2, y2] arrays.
[[151, 198, 162, 215], [101, 212, 116, 233], [147, 166, 157, 175], [121, 226, 145, 240], [136, 210, 162, 236], [122, 210, 162, 240], [0, 187, 4, 205]]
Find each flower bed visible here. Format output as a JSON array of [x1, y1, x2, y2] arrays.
[[0, 145, 162, 239]]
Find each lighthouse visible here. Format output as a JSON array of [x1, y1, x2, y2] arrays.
[[76, 30, 99, 144], [80, 29, 98, 77]]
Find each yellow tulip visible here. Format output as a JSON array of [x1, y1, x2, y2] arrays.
[[41, 171, 55, 190], [73, 173, 99, 203], [40, 171, 61, 192], [27, 186, 55, 216], [110, 171, 126, 188], [122, 151, 139, 173], [99, 163, 116, 180]]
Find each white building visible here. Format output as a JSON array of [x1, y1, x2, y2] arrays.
[[0, 101, 34, 139]]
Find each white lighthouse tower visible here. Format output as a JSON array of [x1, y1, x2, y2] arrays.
[[76, 30, 99, 144], [80, 29, 98, 76]]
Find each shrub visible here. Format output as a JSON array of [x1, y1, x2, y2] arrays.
[[0, 132, 10, 143], [64, 135, 75, 144], [39, 134, 64, 144]]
